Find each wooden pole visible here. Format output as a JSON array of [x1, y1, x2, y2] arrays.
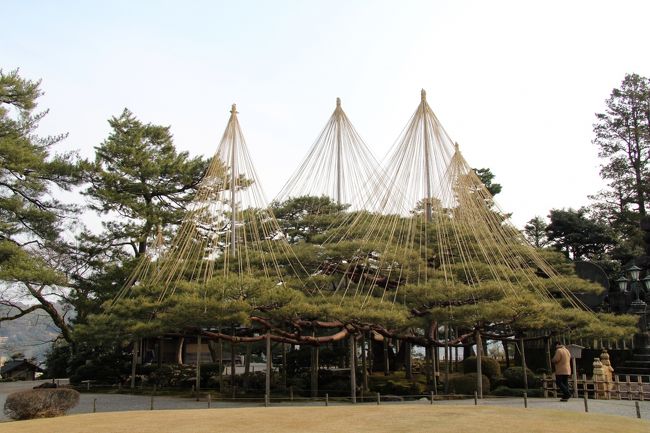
[[311, 344, 319, 398], [545, 337, 552, 374], [335, 97, 342, 205], [196, 335, 202, 392], [520, 337, 529, 392], [244, 342, 251, 391], [229, 104, 237, 256], [230, 327, 236, 396], [475, 330, 483, 399], [383, 338, 390, 376], [265, 331, 271, 401], [405, 341, 413, 380], [218, 330, 223, 393], [361, 333, 368, 391], [444, 325, 450, 394], [131, 339, 138, 389], [503, 340, 510, 369], [421, 89, 432, 222], [350, 334, 357, 403]]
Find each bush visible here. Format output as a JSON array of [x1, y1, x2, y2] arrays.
[[4, 389, 80, 420], [447, 373, 490, 395], [462, 356, 501, 380], [502, 366, 541, 388], [491, 386, 543, 397]]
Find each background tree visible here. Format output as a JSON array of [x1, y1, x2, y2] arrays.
[[0, 69, 80, 342], [523, 216, 548, 248], [473, 167, 502, 196], [591, 73, 650, 255], [545, 208, 618, 260], [81, 108, 209, 258]]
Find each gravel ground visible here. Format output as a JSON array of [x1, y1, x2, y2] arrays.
[[1, 380, 648, 422]]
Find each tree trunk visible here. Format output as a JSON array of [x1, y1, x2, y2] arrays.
[[405, 342, 412, 380], [504, 340, 510, 369], [361, 334, 368, 391], [350, 335, 357, 403]]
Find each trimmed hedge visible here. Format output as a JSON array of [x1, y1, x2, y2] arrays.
[[447, 373, 490, 395], [4, 389, 80, 420], [502, 366, 541, 388], [462, 356, 501, 380]]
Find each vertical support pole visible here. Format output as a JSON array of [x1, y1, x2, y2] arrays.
[[376, 392, 380, 405], [229, 105, 237, 257], [572, 356, 578, 398], [544, 337, 552, 374], [282, 343, 287, 390], [93, 398, 97, 413], [325, 393, 329, 406], [231, 328, 236, 397], [430, 345, 438, 394], [335, 97, 342, 205], [361, 333, 368, 392], [520, 337, 529, 392], [504, 340, 510, 369], [131, 339, 138, 389], [208, 393, 211, 408], [244, 342, 252, 392], [475, 330, 483, 399], [523, 392, 528, 408], [383, 338, 390, 376], [430, 391, 434, 404], [635, 401, 641, 419], [405, 341, 413, 380], [444, 325, 450, 394], [218, 331, 223, 393], [265, 331, 271, 403], [196, 334, 202, 392], [311, 343, 319, 398], [583, 392, 589, 412], [350, 334, 357, 404], [421, 89, 432, 222]]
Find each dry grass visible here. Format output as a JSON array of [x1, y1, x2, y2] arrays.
[[1, 404, 647, 433]]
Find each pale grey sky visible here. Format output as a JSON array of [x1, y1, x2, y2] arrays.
[[4, 0, 650, 228]]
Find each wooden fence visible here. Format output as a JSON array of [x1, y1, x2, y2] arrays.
[[542, 373, 649, 401]]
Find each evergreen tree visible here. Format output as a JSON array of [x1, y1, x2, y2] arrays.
[[0, 69, 80, 341]]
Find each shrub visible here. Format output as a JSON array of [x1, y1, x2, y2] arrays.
[[462, 356, 501, 379], [502, 366, 541, 388], [447, 373, 490, 395], [4, 389, 80, 420], [491, 386, 543, 397]]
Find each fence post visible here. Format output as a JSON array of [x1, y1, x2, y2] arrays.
[[542, 374, 548, 398], [325, 393, 329, 406], [264, 394, 269, 407], [523, 392, 528, 408], [583, 393, 588, 413], [93, 398, 96, 413], [376, 392, 380, 405], [289, 386, 294, 401], [474, 391, 478, 406], [430, 391, 434, 404], [635, 401, 641, 419], [208, 393, 211, 408], [150, 394, 154, 411], [638, 376, 644, 401]]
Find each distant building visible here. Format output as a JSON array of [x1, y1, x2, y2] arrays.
[[0, 359, 44, 381]]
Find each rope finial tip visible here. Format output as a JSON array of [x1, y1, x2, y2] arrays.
[[336, 97, 341, 107], [231, 104, 238, 114], [421, 89, 427, 101]]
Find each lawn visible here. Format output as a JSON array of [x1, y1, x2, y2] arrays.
[[1, 404, 647, 433]]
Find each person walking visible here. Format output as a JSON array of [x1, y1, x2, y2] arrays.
[[552, 342, 572, 401]]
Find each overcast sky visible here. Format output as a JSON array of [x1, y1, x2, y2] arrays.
[[4, 0, 650, 228]]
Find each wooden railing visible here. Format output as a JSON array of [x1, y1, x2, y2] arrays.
[[542, 373, 649, 400]]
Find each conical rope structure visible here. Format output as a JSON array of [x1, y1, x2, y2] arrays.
[[114, 104, 311, 306], [275, 98, 382, 210], [315, 89, 595, 319]]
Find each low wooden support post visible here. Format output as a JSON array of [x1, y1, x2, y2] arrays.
[[474, 391, 478, 405], [196, 334, 202, 393], [520, 337, 528, 393], [264, 394, 269, 407], [150, 394, 154, 411], [583, 393, 588, 413], [376, 392, 380, 405], [93, 398, 97, 413], [131, 339, 138, 389], [430, 391, 434, 404], [475, 330, 483, 399], [523, 392, 528, 408], [289, 386, 294, 401], [325, 393, 329, 406], [635, 401, 641, 419], [638, 376, 644, 401], [208, 393, 211, 408]]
